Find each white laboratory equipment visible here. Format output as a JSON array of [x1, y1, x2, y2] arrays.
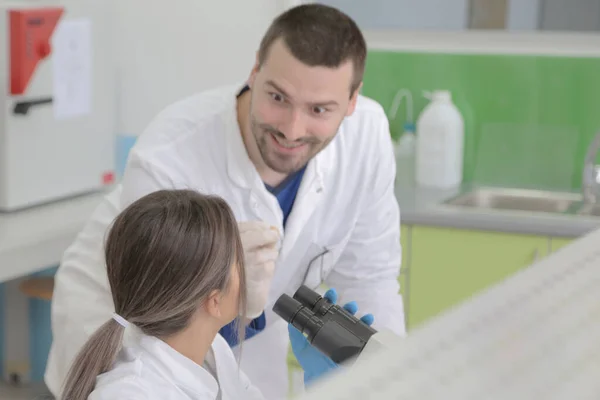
[[298, 226, 600, 399], [415, 90, 464, 189], [0, 1, 115, 212]]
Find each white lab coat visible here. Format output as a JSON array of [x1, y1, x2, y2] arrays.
[[89, 331, 265, 400], [46, 84, 405, 400]]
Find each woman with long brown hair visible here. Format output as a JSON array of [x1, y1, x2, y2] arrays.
[[60, 189, 258, 399]]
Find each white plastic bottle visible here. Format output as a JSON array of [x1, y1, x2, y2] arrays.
[[394, 122, 416, 187], [415, 90, 464, 189]]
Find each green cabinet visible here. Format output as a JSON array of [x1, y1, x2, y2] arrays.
[[400, 224, 411, 270], [550, 237, 573, 252], [398, 270, 408, 326], [406, 226, 547, 329]]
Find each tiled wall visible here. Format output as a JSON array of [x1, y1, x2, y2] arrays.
[[362, 50, 600, 191]]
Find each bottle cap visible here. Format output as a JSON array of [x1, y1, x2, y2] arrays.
[[404, 122, 416, 133], [432, 90, 452, 101]]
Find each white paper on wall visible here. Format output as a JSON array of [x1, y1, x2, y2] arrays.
[[51, 18, 93, 120]]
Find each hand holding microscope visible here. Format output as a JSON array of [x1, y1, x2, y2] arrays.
[[273, 285, 398, 366]]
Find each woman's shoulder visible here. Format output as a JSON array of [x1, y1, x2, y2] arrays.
[[88, 375, 150, 399], [211, 334, 266, 400], [89, 362, 178, 399], [88, 348, 153, 399]]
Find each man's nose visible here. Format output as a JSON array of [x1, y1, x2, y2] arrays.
[[282, 109, 305, 142]]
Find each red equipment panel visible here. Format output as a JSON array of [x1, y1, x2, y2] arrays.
[[9, 7, 64, 95]]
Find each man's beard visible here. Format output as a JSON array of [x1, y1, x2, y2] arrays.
[[250, 115, 331, 175]]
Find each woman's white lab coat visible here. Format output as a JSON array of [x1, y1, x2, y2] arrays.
[[89, 332, 264, 400], [46, 84, 406, 400]]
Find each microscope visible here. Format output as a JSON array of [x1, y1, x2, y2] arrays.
[[273, 285, 398, 365]]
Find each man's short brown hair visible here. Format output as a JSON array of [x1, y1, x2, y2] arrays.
[[257, 4, 367, 95]]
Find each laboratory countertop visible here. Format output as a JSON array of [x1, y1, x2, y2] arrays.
[[395, 184, 600, 238], [0, 190, 108, 283]]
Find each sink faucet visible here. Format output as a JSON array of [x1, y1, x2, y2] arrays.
[[582, 131, 600, 204]]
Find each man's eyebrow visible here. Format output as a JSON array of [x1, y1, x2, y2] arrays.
[[266, 80, 339, 107], [265, 80, 290, 98], [312, 100, 339, 107]]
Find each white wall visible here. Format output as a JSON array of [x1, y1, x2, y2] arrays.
[[507, 0, 541, 30], [317, 0, 469, 30], [113, 0, 287, 135]]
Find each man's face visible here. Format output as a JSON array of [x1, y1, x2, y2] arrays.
[[247, 39, 360, 175]]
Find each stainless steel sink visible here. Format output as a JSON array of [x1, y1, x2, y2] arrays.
[[443, 187, 582, 214]]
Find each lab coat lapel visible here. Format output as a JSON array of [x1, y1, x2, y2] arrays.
[[282, 159, 324, 251], [273, 154, 328, 292]]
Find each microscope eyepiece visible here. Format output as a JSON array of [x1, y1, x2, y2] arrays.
[[272, 294, 302, 324], [293, 285, 322, 308], [272, 293, 324, 340]]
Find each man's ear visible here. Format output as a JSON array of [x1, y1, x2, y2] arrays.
[[248, 51, 261, 88], [204, 289, 223, 319], [346, 82, 363, 116]]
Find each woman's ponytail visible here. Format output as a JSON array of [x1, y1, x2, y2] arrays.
[[60, 318, 125, 400]]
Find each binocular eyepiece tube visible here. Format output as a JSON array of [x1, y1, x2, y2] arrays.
[[272, 285, 377, 365]]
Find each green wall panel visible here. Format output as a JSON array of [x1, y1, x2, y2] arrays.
[[362, 50, 600, 191]]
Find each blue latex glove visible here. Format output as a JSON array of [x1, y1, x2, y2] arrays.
[[288, 288, 375, 386]]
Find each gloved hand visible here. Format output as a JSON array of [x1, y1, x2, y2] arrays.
[[288, 288, 374, 386], [238, 221, 280, 319]]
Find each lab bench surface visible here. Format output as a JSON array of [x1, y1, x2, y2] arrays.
[[0, 191, 108, 283], [395, 185, 600, 238]]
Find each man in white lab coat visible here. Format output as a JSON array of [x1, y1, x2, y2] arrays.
[[46, 4, 405, 399]]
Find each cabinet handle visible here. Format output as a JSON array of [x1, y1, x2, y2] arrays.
[[13, 97, 53, 115]]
